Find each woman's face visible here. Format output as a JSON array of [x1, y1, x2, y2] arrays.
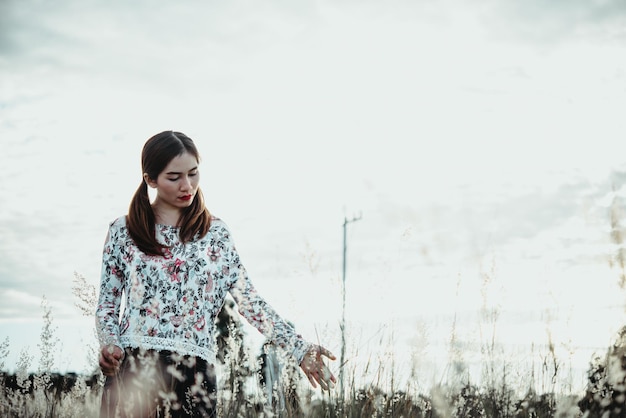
[[145, 151, 200, 212]]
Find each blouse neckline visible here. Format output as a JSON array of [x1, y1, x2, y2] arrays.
[[156, 223, 179, 229]]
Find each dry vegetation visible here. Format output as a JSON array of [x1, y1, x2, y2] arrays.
[[2, 288, 625, 418]]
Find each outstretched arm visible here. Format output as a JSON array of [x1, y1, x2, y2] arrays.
[[230, 270, 338, 389], [219, 221, 336, 388]]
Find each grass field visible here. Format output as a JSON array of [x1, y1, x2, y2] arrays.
[[0, 294, 624, 418]]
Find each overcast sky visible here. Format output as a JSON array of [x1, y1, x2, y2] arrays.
[[2, 0, 626, 391]]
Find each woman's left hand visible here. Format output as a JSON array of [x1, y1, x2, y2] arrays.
[[300, 345, 337, 391]]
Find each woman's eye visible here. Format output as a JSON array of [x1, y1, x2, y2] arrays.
[[189, 172, 198, 177], [168, 177, 179, 182]]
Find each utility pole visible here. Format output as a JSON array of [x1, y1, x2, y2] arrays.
[[339, 212, 361, 404]]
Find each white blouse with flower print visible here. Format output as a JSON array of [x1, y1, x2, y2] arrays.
[[95, 216, 312, 365]]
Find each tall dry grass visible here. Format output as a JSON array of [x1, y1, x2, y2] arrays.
[[0, 286, 599, 417], [0, 277, 613, 418]]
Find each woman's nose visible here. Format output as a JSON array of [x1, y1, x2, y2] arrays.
[[180, 176, 192, 190]]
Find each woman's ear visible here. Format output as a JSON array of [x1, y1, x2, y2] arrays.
[[144, 173, 157, 189]]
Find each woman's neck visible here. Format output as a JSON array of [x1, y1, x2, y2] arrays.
[[152, 204, 181, 226]]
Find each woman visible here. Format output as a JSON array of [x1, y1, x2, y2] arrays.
[[96, 131, 335, 417]]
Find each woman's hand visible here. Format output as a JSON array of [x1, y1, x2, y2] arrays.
[[300, 345, 337, 391], [99, 345, 125, 376]]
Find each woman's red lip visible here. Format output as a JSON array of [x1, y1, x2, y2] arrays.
[[179, 195, 192, 201]]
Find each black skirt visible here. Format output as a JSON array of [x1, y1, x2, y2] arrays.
[[100, 348, 217, 418]]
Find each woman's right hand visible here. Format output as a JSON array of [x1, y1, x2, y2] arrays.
[[99, 345, 125, 376]]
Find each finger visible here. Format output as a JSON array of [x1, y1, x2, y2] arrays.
[[113, 347, 124, 360], [306, 372, 318, 389], [100, 350, 113, 363], [318, 379, 328, 391], [310, 370, 324, 390], [99, 365, 112, 375], [318, 372, 329, 391], [321, 365, 336, 385], [100, 355, 119, 369], [318, 346, 336, 360], [319, 368, 335, 390], [99, 355, 111, 369], [106, 349, 122, 362]]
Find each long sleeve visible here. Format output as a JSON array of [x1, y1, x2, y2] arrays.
[[95, 219, 127, 349], [223, 228, 312, 365]]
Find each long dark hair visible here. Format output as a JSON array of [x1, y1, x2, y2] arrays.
[[126, 131, 211, 256]]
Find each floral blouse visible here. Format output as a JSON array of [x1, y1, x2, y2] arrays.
[[95, 216, 311, 365]]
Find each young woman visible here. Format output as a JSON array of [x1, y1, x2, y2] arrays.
[[96, 131, 335, 417]]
